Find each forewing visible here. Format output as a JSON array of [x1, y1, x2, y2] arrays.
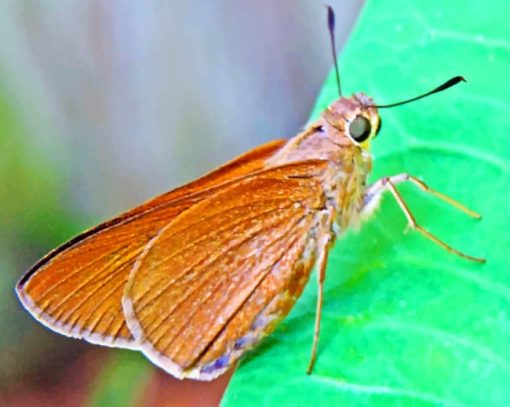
[[123, 161, 329, 379], [16, 140, 286, 349]]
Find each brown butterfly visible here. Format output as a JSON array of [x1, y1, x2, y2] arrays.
[[16, 7, 484, 381]]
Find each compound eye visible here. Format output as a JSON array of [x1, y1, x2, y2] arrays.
[[348, 115, 372, 143]]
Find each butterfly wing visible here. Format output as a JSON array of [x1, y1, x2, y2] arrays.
[[16, 140, 286, 349], [123, 160, 330, 379]]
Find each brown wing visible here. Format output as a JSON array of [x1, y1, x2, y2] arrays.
[[123, 161, 329, 379], [16, 140, 286, 349]]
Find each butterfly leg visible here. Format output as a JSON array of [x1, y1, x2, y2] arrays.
[[307, 209, 335, 374], [364, 173, 485, 263]]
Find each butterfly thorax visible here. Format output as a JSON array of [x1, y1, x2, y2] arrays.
[[266, 94, 379, 235]]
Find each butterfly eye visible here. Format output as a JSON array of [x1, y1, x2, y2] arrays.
[[348, 115, 372, 143]]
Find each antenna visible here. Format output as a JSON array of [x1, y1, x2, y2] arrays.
[[371, 76, 466, 109], [327, 6, 341, 97]]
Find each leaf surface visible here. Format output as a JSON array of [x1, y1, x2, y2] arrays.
[[223, 0, 510, 405]]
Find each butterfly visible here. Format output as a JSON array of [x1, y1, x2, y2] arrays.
[[16, 7, 484, 381]]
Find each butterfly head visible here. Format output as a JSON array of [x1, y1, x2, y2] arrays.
[[323, 94, 381, 150], [322, 74, 466, 152], [324, 7, 464, 153]]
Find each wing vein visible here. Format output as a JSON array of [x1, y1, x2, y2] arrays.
[[142, 211, 297, 343], [53, 249, 141, 324], [187, 218, 306, 367], [134, 202, 293, 313], [76, 275, 131, 337]]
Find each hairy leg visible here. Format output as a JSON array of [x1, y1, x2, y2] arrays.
[[363, 173, 484, 263]]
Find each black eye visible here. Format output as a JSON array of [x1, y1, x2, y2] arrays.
[[348, 115, 372, 143]]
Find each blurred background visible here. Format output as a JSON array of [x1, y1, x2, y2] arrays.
[[0, 1, 363, 406]]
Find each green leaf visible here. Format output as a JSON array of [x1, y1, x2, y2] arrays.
[[222, 0, 510, 405]]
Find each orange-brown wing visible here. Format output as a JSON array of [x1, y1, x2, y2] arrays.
[[123, 160, 329, 379], [16, 139, 286, 349]]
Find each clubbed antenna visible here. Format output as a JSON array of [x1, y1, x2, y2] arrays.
[[372, 76, 466, 108], [327, 5, 341, 97]]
